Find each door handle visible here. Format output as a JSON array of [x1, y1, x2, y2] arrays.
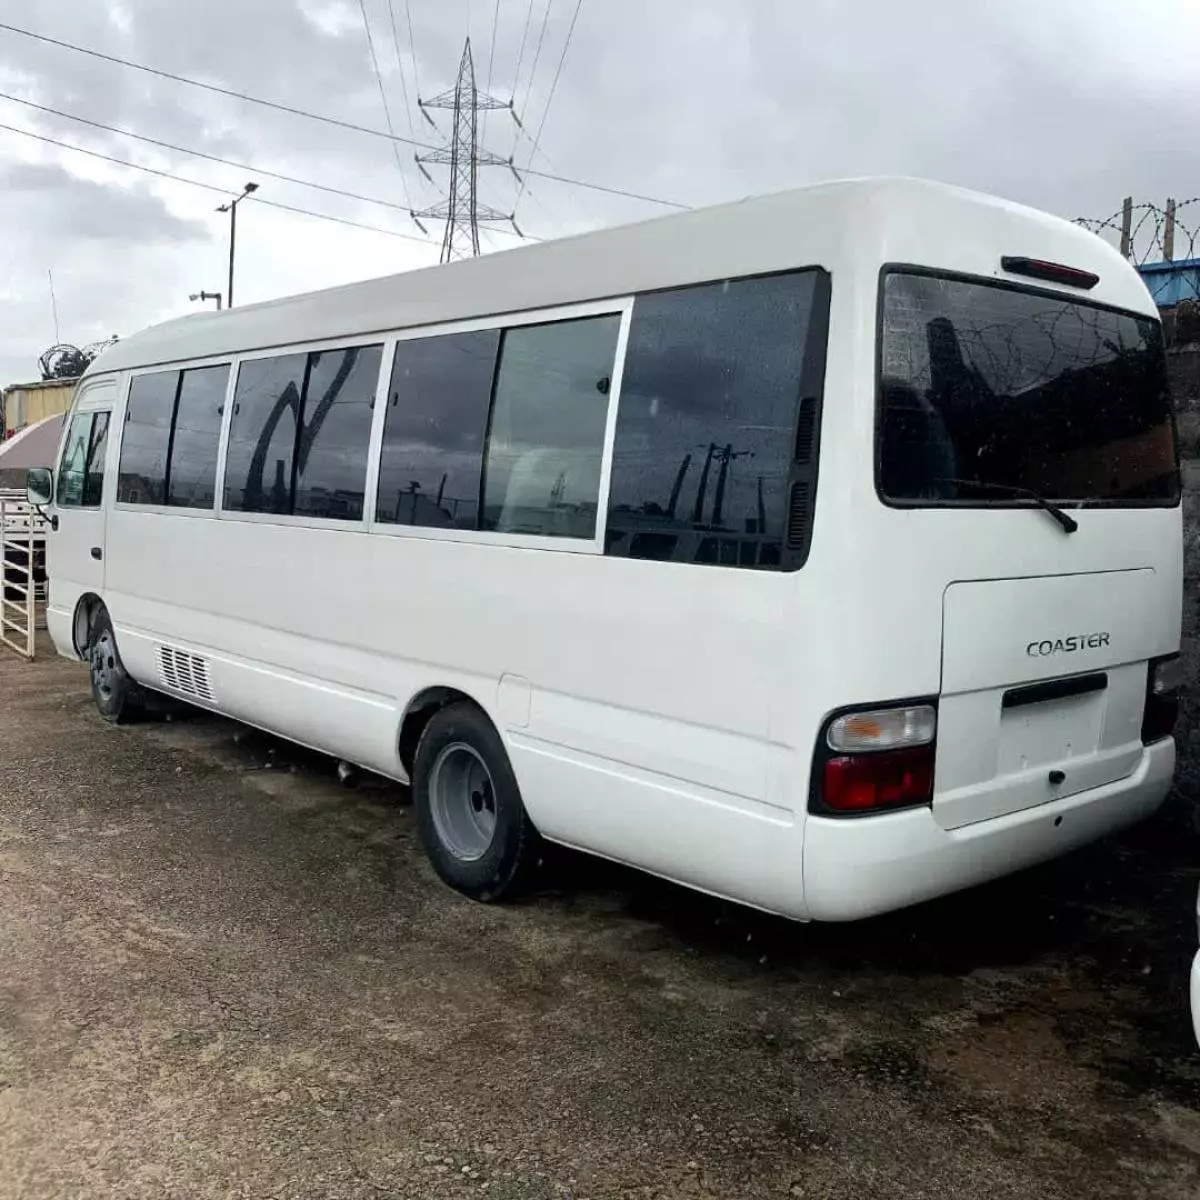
[[90, 546, 103, 561]]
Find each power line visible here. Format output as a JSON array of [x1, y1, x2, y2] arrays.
[[385, 0, 420, 149], [516, 0, 582, 216], [0, 119, 445, 246], [402, 0, 423, 102], [510, 0, 536, 103], [0, 20, 688, 211], [356, 0, 412, 209], [0, 90, 528, 240], [484, 0, 501, 134], [518, 0, 556, 126]]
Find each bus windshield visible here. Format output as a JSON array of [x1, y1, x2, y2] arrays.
[[877, 271, 1179, 506]]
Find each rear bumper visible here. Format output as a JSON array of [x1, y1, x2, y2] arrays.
[[803, 737, 1174, 921]]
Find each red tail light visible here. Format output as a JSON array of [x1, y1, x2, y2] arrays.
[[1142, 654, 1183, 744], [821, 745, 935, 813]]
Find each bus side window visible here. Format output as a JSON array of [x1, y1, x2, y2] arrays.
[[375, 329, 500, 530], [604, 269, 830, 570], [225, 345, 381, 521], [481, 314, 622, 540], [57, 411, 109, 509]]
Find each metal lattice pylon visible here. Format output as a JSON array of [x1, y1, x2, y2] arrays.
[[414, 39, 520, 263]]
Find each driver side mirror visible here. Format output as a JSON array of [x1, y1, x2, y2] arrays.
[[26, 466, 53, 507]]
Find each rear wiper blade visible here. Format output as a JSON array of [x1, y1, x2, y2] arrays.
[[934, 477, 1079, 534]]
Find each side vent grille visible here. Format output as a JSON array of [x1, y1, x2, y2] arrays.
[[157, 645, 214, 703], [787, 482, 811, 550], [794, 398, 816, 464]]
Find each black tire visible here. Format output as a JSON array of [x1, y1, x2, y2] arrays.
[[87, 607, 145, 724], [413, 702, 540, 901]]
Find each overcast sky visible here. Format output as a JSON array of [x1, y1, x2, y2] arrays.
[[0, 0, 1198, 386]]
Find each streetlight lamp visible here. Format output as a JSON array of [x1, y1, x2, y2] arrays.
[[188, 290, 223, 310], [216, 181, 258, 308]]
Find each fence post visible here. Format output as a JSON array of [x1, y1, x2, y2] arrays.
[[1120, 196, 1133, 258]]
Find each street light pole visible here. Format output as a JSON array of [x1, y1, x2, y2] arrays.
[[216, 181, 258, 308], [188, 291, 223, 310]]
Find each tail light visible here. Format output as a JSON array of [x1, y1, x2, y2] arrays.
[[813, 702, 937, 816], [1142, 654, 1183, 744]]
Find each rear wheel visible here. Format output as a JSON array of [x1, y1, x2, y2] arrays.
[[413, 703, 539, 901], [87, 607, 144, 724]]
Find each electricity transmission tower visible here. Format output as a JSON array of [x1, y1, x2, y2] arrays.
[[414, 38, 521, 262]]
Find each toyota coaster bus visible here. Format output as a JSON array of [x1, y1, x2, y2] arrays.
[[28, 177, 1183, 921]]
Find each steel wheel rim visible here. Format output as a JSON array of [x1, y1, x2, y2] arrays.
[[90, 629, 117, 700], [428, 742, 498, 862]]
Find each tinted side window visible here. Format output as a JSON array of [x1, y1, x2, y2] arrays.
[[56, 410, 110, 508], [118, 370, 177, 504], [82, 413, 110, 507], [482, 315, 620, 538], [376, 330, 499, 528], [57, 412, 93, 506], [294, 345, 381, 521], [224, 353, 306, 514], [605, 271, 829, 570], [168, 365, 228, 509]]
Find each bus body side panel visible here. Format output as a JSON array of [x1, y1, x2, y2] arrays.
[[101, 511, 807, 916]]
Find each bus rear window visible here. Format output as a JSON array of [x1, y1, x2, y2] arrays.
[[878, 271, 1179, 506]]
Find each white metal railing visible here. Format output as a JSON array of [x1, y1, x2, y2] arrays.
[[0, 488, 47, 659]]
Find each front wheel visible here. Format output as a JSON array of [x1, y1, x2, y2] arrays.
[[413, 703, 540, 902], [87, 607, 144, 724]]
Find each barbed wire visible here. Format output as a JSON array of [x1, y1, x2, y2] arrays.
[[1075, 198, 1200, 314], [1075, 199, 1200, 267]]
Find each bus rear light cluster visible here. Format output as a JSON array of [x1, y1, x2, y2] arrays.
[[1142, 654, 1183, 744], [814, 703, 937, 815]]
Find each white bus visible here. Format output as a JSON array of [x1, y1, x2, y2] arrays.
[[29, 178, 1183, 921]]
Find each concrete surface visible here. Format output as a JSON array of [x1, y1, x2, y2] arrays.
[[1, 641, 1199, 1199]]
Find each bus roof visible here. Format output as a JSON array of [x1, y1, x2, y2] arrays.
[[90, 176, 1153, 377]]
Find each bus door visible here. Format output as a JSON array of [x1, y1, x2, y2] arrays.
[[49, 379, 116, 630]]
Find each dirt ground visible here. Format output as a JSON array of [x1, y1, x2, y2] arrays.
[[1, 640, 1199, 1199]]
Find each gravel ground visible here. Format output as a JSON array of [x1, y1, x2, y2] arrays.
[[1, 638, 1199, 1199]]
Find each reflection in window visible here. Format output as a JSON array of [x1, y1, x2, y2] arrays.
[[118, 370, 176, 504], [83, 413, 110, 507], [225, 347, 381, 519], [58, 411, 110, 508], [878, 273, 1179, 504], [224, 354, 306, 515], [57, 412, 93, 507], [295, 345, 382, 521], [482, 314, 620, 539], [605, 271, 829, 570], [167, 365, 229, 509], [376, 329, 499, 528]]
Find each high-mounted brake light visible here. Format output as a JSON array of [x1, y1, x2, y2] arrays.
[[1000, 256, 1099, 290], [814, 702, 938, 815]]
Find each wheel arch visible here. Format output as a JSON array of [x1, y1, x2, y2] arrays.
[[71, 592, 105, 657], [398, 685, 491, 779]]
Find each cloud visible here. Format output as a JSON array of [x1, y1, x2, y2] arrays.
[[0, 0, 1197, 386], [0, 158, 206, 241]]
